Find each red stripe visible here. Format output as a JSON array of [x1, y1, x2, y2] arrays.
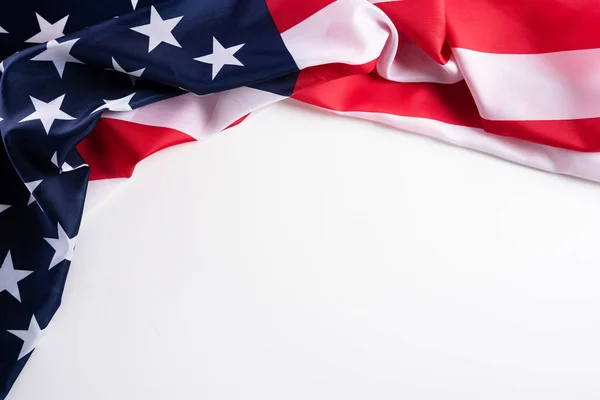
[[482, 118, 600, 152], [376, 0, 452, 64], [293, 61, 378, 93], [447, 0, 600, 54], [293, 72, 481, 128], [264, 0, 334, 33], [78, 118, 195, 181]]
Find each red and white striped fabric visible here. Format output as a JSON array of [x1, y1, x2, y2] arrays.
[[82, 0, 600, 211]]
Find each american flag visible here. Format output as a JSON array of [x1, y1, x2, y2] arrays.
[[0, 0, 599, 397]]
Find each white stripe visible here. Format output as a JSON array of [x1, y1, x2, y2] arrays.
[[308, 104, 600, 183], [454, 47, 600, 121], [102, 87, 285, 139], [281, 0, 388, 69], [281, 0, 462, 84]]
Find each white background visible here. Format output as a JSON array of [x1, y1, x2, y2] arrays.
[[9, 101, 600, 399]]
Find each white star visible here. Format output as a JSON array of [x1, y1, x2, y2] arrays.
[[111, 58, 145, 84], [50, 152, 88, 173], [0, 204, 10, 214], [194, 37, 245, 80], [25, 13, 69, 43], [19, 94, 75, 134], [7, 315, 44, 360], [0, 251, 33, 302], [0, 26, 7, 34], [50, 152, 59, 168], [130, 6, 182, 52], [91, 93, 135, 114], [60, 161, 86, 172], [51, 152, 68, 172], [131, 0, 138, 10], [44, 222, 77, 269], [61, 162, 74, 172], [31, 39, 83, 78], [24, 179, 43, 206]]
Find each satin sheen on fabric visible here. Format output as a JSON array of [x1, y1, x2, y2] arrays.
[[84, 0, 600, 212], [2, 0, 600, 398]]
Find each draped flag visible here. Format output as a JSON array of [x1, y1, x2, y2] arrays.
[[1, 0, 600, 397]]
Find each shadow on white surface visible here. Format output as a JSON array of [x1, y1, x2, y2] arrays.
[[9, 101, 600, 399]]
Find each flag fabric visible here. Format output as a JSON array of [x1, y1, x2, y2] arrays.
[[1, 0, 599, 397]]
